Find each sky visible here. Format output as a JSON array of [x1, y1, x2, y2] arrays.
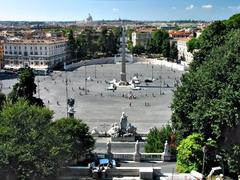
[[0, 0, 240, 21]]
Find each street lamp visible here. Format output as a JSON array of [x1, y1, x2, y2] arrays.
[[151, 65, 154, 80], [94, 64, 97, 79], [202, 145, 207, 175], [216, 155, 224, 176], [84, 61, 87, 95], [64, 62, 69, 117]]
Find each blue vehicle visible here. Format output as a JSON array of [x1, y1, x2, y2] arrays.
[[90, 159, 116, 170]]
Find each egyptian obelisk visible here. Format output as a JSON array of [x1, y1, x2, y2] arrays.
[[120, 26, 127, 82]]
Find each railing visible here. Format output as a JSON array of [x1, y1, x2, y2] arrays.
[[112, 153, 134, 161], [141, 153, 163, 161]]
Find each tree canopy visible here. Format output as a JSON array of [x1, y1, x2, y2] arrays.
[[171, 14, 240, 177], [8, 67, 43, 106], [0, 99, 95, 179]]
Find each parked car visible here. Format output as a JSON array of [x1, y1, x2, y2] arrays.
[[90, 159, 116, 170]]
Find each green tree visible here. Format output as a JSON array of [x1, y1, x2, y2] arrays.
[[145, 125, 176, 154], [170, 41, 178, 60], [172, 15, 240, 177], [177, 133, 217, 174], [152, 30, 169, 54], [51, 118, 95, 162], [8, 67, 43, 106], [225, 145, 240, 177], [162, 40, 170, 58], [0, 92, 6, 110], [177, 133, 204, 173], [97, 28, 108, 54], [67, 29, 77, 61], [0, 99, 71, 179], [131, 45, 145, 55]]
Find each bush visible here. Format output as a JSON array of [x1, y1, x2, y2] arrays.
[[145, 124, 176, 155]]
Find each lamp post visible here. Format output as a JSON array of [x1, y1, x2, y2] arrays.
[[64, 62, 69, 117], [84, 61, 87, 95], [94, 64, 97, 79], [159, 75, 162, 95], [151, 65, 154, 80], [202, 145, 207, 175], [216, 155, 224, 176]]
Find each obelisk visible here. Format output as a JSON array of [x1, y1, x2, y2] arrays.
[[120, 26, 127, 82]]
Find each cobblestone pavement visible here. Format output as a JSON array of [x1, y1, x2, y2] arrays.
[[1, 61, 183, 134]]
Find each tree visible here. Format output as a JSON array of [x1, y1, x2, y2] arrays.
[[8, 67, 43, 106], [0, 92, 6, 110], [131, 45, 145, 55], [67, 29, 77, 61], [50, 118, 95, 162], [0, 99, 71, 179], [162, 40, 170, 58], [97, 28, 108, 54], [177, 133, 217, 174], [225, 145, 240, 177], [171, 15, 240, 177], [152, 30, 169, 54], [145, 125, 176, 154], [170, 41, 178, 60]]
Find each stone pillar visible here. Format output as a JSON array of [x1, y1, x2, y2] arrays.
[[133, 140, 141, 162], [107, 140, 112, 159]]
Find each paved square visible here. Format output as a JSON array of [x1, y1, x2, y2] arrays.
[[1, 61, 183, 134]]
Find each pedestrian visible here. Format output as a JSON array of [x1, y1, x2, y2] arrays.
[[129, 102, 132, 107]]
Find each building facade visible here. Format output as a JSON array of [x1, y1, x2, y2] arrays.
[[177, 38, 193, 64], [0, 40, 4, 69], [4, 39, 67, 70], [132, 31, 152, 47]]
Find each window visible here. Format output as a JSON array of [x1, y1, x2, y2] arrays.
[[30, 52, 33, 55], [19, 51, 22, 55], [5, 51, 8, 54], [34, 52, 38, 55], [40, 46, 42, 50], [45, 47, 47, 50]]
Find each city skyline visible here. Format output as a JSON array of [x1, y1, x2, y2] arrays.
[[0, 0, 239, 21]]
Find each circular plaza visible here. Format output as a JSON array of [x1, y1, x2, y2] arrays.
[[1, 60, 183, 134]]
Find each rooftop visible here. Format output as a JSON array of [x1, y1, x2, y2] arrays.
[[5, 38, 67, 45]]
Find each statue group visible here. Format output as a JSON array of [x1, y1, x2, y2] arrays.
[[107, 112, 137, 138]]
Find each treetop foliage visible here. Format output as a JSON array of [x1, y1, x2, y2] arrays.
[[172, 13, 240, 176]]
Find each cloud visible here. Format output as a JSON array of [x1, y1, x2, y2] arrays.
[[202, 4, 213, 9], [112, 8, 119, 12], [186, 4, 194, 10], [228, 5, 240, 10]]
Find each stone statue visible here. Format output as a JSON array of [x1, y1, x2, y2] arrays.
[[135, 140, 140, 154], [119, 112, 128, 133], [107, 112, 138, 141], [107, 141, 112, 154], [67, 98, 75, 118], [163, 140, 169, 155], [107, 123, 120, 136]]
